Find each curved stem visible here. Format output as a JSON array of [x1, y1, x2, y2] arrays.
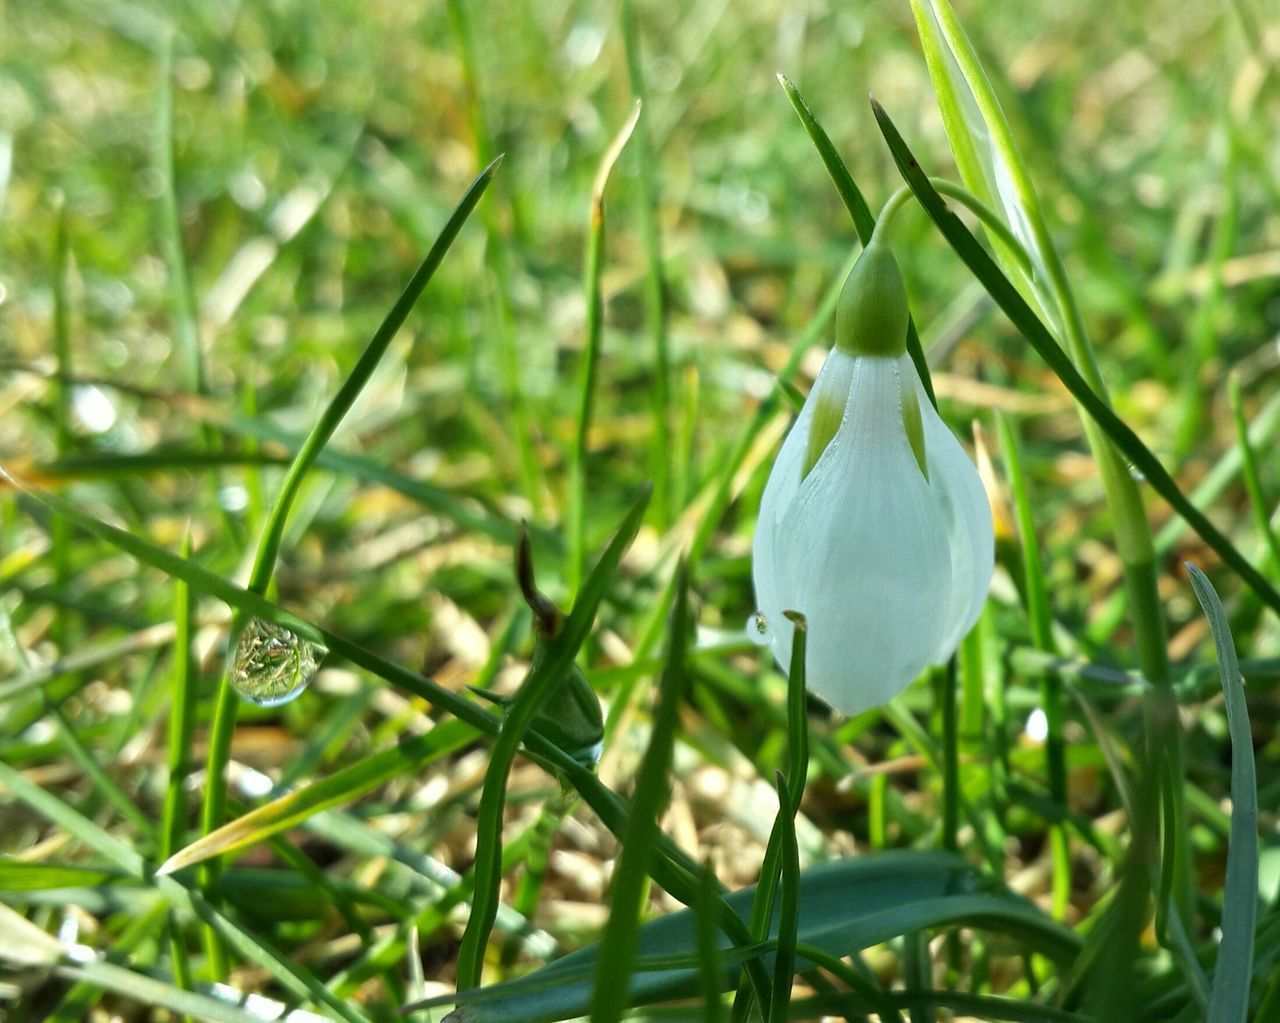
[[874, 178, 1034, 279]]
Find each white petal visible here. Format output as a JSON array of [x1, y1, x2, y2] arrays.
[[908, 359, 995, 662], [765, 356, 952, 715], [751, 397, 811, 667]]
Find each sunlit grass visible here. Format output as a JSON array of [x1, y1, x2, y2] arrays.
[[1, 2, 1278, 1022]]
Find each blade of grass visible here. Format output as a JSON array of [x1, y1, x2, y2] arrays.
[[456, 494, 651, 990], [198, 155, 500, 960], [697, 859, 726, 1023], [997, 413, 1069, 918], [899, 1, 1194, 931], [0, 904, 278, 1023], [1187, 564, 1259, 1023], [567, 100, 642, 594], [621, 0, 672, 527], [777, 74, 935, 406], [46, 898, 170, 1023], [0, 760, 373, 1023], [730, 613, 808, 1023], [0, 611, 154, 840], [589, 561, 690, 1023], [1229, 375, 1280, 575], [160, 529, 197, 863], [157, 717, 476, 876], [791, 943, 901, 1023], [155, 32, 202, 396], [1086, 387, 1280, 638], [766, 772, 800, 1023]]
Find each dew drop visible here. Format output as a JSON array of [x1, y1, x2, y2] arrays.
[[746, 611, 773, 647], [1127, 463, 1146, 482], [230, 618, 325, 707]]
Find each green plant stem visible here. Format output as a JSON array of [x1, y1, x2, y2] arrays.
[[766, 774, 800, 1023], [875, 180, 1032, 277], [730, 615, 809, 1023]]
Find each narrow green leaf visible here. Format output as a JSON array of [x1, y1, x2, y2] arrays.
[[456, 491, 651, 989], [729, 612, 810, 1022], [567, 100, 642, 594], [776, 74, 935, 406], [590, 561, 689, 1023], [54, 957, 326, 1023], [696, 859, 726, 1023], [161, 529, 197, 863], [0, 859, 120, 891], [46, 899, 170, 1023], [620, 0, 671, 526], [1229, 376, 1280, 574], [1187, 564, 1258, 1023], [907, 0, 1083, 365], [766, 774, 799, 1023], [0, 760, 373, 1023], [157, 718, 476, 876], [776, 74, 876, 241], [433, 852, 1079, 1023], [198, 155, 500, 915]]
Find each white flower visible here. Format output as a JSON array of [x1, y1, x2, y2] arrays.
[[751, 242, 993, 715]]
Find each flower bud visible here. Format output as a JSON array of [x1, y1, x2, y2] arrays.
[[752, 243, 994, 716], [834, 241, 909, 358]]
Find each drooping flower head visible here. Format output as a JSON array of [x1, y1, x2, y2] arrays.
[[752, 240, 994, 715]]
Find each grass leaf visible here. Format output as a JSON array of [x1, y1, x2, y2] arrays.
[[1188, 564, 1259, 1023]]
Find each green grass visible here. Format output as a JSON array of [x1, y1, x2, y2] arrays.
[[2, 2, 1278, 1022]]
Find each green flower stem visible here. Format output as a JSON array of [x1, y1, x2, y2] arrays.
[[874, 180, 1033, 278]]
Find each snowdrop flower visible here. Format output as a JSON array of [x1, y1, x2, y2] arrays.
[[752, 240, 993, 715]]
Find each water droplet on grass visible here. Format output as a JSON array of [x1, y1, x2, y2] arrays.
[[230, 618, 325, 707], [746, 611, 773, 646]]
